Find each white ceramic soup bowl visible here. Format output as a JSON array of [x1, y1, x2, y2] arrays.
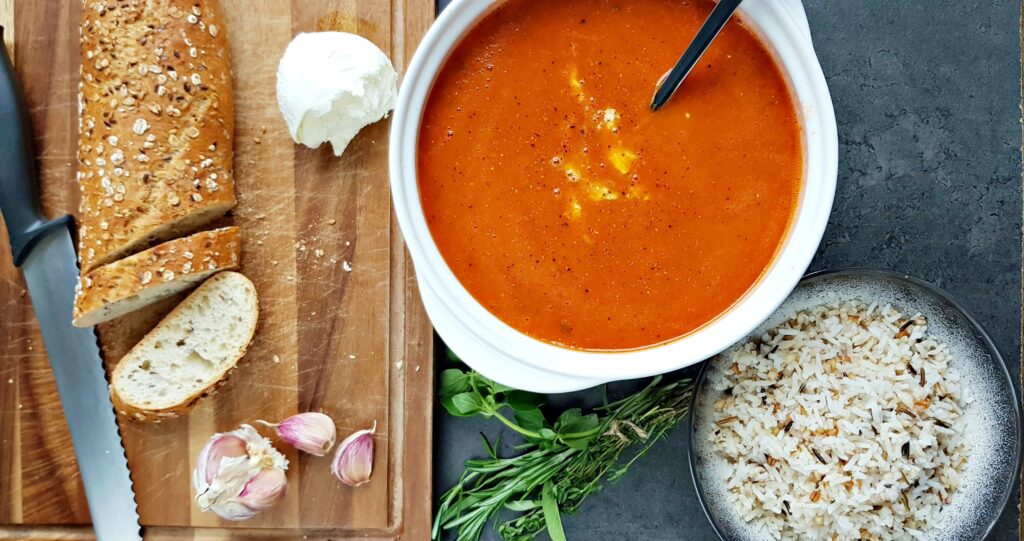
[[390, 0, 838, 392]]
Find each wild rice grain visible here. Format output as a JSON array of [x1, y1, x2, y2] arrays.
[[706, 300, 969, 541]]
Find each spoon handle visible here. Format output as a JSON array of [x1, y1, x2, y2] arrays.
[[650, 0, 743, 111]]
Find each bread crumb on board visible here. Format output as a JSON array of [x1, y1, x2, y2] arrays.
[[342, 260, 353, 272]]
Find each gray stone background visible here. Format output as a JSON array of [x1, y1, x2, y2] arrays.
[[433, 1, 1023, 539]]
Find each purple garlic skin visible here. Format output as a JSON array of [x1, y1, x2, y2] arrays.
[[193, 424, 289, 521], [274, 412, 338, 456], [332, 422, 376, 487]]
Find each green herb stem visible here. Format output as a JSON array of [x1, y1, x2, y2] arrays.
[[492, 411, 541, 439], [491, 408, 602, 443], [434, 369, 694, 541]]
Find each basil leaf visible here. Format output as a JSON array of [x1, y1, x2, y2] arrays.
[[449, 392, 484, 416], [467, 371, 502, 392], [542, 481, 567, 541], [556, 408, 599, 435], [538, 428, 558, 441], [554, 408, 582, 428], [440, 369, 470, 398], [506, 390, 544, 412], [440, 396, 470, 418], [514, 408, 548, 433], [564, 433, 598, 450], [445, 348, 462, 364], [489, 381, 516, 394]]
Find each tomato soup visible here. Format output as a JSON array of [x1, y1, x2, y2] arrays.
[[418, 0, 802, 350]]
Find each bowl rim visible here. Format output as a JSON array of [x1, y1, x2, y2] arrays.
[[389, 0, 840, 383], [686, 267, 1023, 541]]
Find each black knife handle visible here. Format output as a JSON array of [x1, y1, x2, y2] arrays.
[[0, 26, 74, 268]]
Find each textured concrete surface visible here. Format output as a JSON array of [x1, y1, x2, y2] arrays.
[[433, 1, 1023, 539]]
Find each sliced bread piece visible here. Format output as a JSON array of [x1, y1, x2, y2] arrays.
[[110, 271, 258, 422], [73, 227, 241, 327]]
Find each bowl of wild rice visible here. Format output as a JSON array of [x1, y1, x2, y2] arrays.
[[689, 269, 1020, 541]]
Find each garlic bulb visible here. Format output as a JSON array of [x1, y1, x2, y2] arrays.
[[259, 412, 337, 456], [193, 424, 289, 521], [331, 422, 376, 487]]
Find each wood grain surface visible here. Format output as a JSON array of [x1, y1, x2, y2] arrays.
[[0, 0, 434, 538]]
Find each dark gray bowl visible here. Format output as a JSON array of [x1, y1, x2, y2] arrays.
[[688, 268, 1021, 541]]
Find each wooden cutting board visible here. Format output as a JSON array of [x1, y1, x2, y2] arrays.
[[0, 0, 434, 539]]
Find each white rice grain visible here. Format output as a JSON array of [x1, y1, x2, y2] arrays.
[[705, 301, 969, 541]]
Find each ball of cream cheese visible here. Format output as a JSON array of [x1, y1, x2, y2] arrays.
[[276, 32, 398, 156]]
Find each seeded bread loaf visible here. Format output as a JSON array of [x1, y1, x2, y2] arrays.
[[73, 226, 241, 328], [110, 271, 258, 422], [77, 0, 235, 272]]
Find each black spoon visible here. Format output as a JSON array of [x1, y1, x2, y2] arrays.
[[650, 0, 744, 112]]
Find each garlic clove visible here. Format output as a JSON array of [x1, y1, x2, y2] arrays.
[[331, 422, 376, 487], [193, 424, 289, 521], [208, 499, 260, 522], [205, 468, 288, 522], [236, 467, 288, 511], [195, 433, 248, 485], [267, 412, 337, 456]]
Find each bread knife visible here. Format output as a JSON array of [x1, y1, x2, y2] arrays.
[[0, 27, 142, 541]]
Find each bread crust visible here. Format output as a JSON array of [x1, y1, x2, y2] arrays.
[[78, 0, 235, 272], [110, 365, 239, 422], [109, 271, 258, 422], [73, 226, 241, 327]]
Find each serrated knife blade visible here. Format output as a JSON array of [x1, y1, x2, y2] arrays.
[[21, 227, 142, 541], [0, 26, 142, 540]]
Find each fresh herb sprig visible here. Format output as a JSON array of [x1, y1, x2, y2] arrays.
[[440, 369, 602, 451], [434, 366, 694, 541]]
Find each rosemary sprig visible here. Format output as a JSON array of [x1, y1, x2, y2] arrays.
[[434, 365, 694, 541]]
